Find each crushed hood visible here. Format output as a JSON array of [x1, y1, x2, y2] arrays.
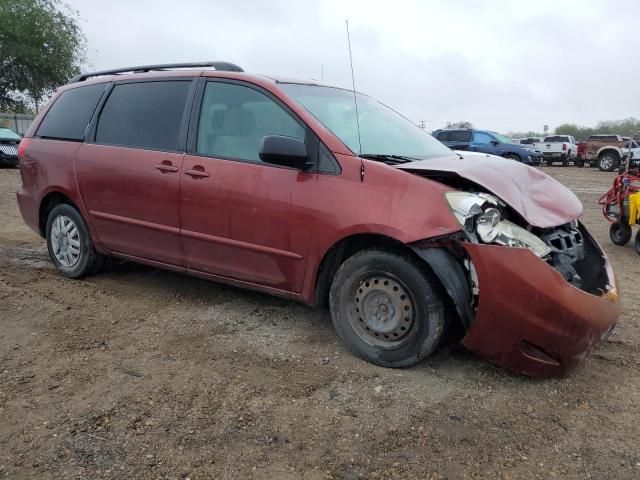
[[397, 152, 582, 228]]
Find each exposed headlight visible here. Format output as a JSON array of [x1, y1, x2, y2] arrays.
[[445, 192, 551, 258]]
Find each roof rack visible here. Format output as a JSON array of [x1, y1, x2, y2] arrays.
[[69, 61, 244, 83]]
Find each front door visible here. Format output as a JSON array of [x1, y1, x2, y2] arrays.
[[77, 80, 193, 266], [180, 80, 315, 292], [470, 131, 500, 155]]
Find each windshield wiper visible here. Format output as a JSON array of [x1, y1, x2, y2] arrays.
[[360, 154, 417, 165]]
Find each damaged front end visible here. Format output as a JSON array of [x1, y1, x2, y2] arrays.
[[444, 191, 611, 295], [412, 189, 620, 377]]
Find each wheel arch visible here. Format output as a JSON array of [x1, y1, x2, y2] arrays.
[[597, 147, 621, 158], [39, 191, 78, 238], [313, 233, 409, 308], [313, 233, 471, 329]]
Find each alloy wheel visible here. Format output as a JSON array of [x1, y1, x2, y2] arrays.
[[50, 214, 81, 267]]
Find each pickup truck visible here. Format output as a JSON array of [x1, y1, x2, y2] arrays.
[[536, 135, 577, 166], [581, 134, 626, 171], [619, 140, 640, 170]]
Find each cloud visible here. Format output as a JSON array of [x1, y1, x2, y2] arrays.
[[68, 0, 640, 132]]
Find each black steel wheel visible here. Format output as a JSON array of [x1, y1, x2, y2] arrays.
[[329, 249, 446, 368], [610, 222, 632, 246]]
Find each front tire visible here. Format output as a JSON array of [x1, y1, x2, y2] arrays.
[[505, 153, 520, 162], [635, 230, 640, 255], [610, 222, 632, 246], [46, 204, 103, 278], [329, 249, 446, 368]]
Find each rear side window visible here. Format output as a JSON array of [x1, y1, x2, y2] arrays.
[[450, 131, 471, 142], [436, 131, 451, 141], [37, 83, 107, 141], [96, 81, 191, 152]]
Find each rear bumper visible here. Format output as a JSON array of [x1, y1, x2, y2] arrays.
[[17, 187, 41, 236], [0, 153, 18, 165], [461, 241, 620, 377]]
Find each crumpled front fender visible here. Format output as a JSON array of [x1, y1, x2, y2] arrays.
[[461, 243, 620, 377]]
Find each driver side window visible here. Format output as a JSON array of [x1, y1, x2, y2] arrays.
[[472, 132, 494, 144], [197, 82, 305, 163]]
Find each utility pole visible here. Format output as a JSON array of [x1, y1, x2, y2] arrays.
[[419, 120, 426, 130]]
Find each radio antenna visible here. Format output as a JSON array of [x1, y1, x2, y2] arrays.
[[346, 20, 364, 181]]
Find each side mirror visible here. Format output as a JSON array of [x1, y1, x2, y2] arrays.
[[490, 139, 499, 145], [259, 135, 312, 170]]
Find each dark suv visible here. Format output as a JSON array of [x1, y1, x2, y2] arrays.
[[433, 128, 542, 165], [16, 62, 619, 377]]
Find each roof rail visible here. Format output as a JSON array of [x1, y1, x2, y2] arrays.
[[69, 61, 244, 83]]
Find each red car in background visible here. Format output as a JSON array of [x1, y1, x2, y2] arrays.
[[16, 62, 620, 377], [576, 141, 587, 167]]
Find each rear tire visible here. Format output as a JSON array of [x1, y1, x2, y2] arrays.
[[610, 222, 632, 246], [546, 157, 553, 166], [635, 230, 640, 255], [561, 154, 569, 167], [598, 152, 619, 172], [46, 204, 103, 278], [505, 153, 520, 162], [329, 249, 446, 368], [576, 159, 585, 168]]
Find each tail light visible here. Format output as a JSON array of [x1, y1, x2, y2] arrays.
[[17, 137, 31, 161], [562, 143, 567, 151]]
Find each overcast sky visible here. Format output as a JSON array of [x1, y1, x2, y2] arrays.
[[66, 0, 639, 133]]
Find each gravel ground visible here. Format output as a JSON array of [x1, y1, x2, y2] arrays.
[[0, 165, 639, 479]]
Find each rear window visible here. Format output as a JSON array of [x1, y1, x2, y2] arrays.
[[95, 81, 191, 152], [36, 83, 107, 141], [436, 131, 451, 142], [588, 135, 620, 142], [543, 136, 569, 143]]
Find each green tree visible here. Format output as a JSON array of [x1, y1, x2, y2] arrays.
[[0, 0, 86, 112], [555, 118, 640, 141], [444, 121, 473, 129]]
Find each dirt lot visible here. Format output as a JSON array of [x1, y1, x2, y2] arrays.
[[0, 166, 639, 479]]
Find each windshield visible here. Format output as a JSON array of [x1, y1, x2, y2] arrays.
[[490, 132, 513, 144], [279, 84, 455, 159], [0, 128, 21, 140]]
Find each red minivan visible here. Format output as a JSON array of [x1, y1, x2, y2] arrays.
[[17, 62, 620, 377]]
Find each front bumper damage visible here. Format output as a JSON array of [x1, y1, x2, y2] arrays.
[[414, 229, 620, 378]]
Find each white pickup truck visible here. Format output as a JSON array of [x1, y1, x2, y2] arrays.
[[536, 135, 578, 166]]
